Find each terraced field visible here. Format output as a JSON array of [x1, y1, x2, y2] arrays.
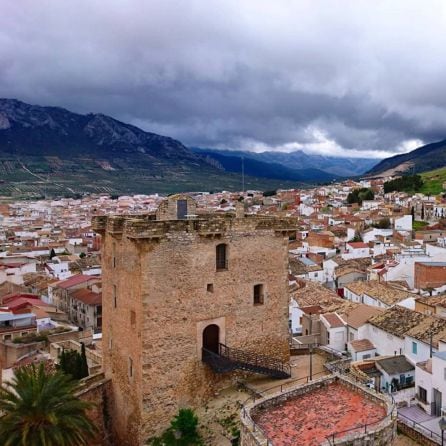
[[0, 154, 301, 198]]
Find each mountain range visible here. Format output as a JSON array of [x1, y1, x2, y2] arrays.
[[191, 147, 377, 178], [0, 99, 305, 197], [367, 138, 446, 177], [2, 98, 444, 198], [0, 98, 358, 197]]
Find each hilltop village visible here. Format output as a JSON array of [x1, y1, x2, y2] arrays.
[[1, 176, 446, 445]]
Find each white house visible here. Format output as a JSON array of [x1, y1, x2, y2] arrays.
[[348, 339, 377, 361], [320, 313, 346, 352], [342, 242, 370, 260], [376, 355, 415, 393], [394, 215, 413, 231], [415, 340, 446, 416]]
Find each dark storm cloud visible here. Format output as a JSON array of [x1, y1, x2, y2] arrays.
[[1, 0, 446, 157]]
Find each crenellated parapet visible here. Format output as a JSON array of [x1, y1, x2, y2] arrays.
[[93, 214, 299, 240]]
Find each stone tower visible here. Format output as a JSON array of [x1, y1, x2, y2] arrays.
[[92, 195, 294, 445]]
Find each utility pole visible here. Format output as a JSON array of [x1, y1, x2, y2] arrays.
[[241, 156, 245, 194]]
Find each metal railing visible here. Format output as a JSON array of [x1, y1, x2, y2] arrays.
[[219, 343, 291, 377], [398, 412, 442, 444], [325, 412, 395, 445]]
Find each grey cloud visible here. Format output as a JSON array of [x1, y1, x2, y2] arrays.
[[1, 0, 446, 157]]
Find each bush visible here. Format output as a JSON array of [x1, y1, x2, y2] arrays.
[[346, 188, 374, 205], [12, 334, 48, 344], [372, 218, 391, 229], [57, 347, 89, 380], [147, 408, 202, 445]]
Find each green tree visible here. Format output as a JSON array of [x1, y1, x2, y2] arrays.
[[351, 230, 363, 242], [79, 252, 86, 259], [0, 363, 96, 446], [346, 188, 374, 205], [148, 408, 202, 445], [80, 343, 89, 379], [58, 349, 88, 380], [421, 205, 425, 220], [373, 217, 391, 229], [383, 175, 424, 194]]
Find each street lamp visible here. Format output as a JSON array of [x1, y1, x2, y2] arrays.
[[438, 413, 446, 446]]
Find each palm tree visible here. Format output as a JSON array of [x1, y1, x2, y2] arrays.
[[0, 363, 97, 446]]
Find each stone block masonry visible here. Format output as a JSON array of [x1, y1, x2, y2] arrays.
[[92, 203, 296, 446]]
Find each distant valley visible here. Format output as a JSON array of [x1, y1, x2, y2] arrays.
[[192, 147, 377, 178], [0, 98, 375, 198]]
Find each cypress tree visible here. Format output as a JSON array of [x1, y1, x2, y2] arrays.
[[73, 354, 82, 380], [80, 342, 89, 379], [58, 349, 66, 372]]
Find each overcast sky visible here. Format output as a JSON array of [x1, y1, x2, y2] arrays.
[[1, 0, 446, 158]]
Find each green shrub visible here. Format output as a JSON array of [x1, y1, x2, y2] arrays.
[[147, 408, 202, 445], [12, 334, 48, 344]]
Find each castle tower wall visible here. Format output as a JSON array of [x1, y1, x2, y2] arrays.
[[93, 210, 294, 445]]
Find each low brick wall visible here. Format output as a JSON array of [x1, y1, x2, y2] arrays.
[[47, 327, 93, 344]]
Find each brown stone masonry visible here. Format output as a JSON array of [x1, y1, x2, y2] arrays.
[[92, 211, 296, 445]]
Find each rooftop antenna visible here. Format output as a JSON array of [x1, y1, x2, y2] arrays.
[[241, 156, 245, 194]]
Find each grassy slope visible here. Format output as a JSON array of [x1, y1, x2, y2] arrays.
[[420, 167, 446, 195]]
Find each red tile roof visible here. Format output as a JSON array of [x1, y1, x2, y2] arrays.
[[56, 274, 99, 289], [2, 293, 40, 304], [3, 297, 48, 312], [347, 242, 369, 249], [322, 312, 345, 328], [349, 339, 375, 352], [70, 288, 102, 306]]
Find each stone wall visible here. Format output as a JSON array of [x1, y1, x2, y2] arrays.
[[75, 373, 114, 446], [155, 194, 197, 220], [397, 421, 439, 446], [0, 340, 46, 368], [47, 327, 93, 344], [94, 212, 294, 445]]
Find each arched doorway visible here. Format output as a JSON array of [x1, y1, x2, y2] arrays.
[[202, 324, 220, 357]]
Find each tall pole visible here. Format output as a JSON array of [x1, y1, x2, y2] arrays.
[[241, 156, 245, 194], [309, 343, 313, 381]]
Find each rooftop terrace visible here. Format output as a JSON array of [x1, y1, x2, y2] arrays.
[[242, 376, 395, 446]]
